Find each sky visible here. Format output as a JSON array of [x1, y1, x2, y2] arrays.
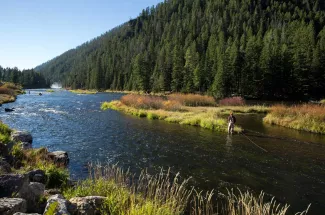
[[0, 0, 162, 70]]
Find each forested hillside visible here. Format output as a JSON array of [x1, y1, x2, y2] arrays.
[[0, 66, 49, 88], [36, 0, 325, 100]]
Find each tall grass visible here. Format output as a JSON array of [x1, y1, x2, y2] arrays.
[[64, 163, 308, 215], [0, 122, 12, 144], [264, 104, 325, 134], [219, 97, 246, 106], [167, 93, 216, 107], [64, 164, 192, 215], [13, 147, 69, 188]]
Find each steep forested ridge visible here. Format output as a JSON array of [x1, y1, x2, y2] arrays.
[[0, 66, 49, 88], [36, 0, 325, 100]]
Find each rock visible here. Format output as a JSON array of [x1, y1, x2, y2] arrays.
[[44, 194, 70, 215], [0, 143, 9, 156], [19, 182, 45, 213], [44, 189, 61, 197], [11, 131, 33, 144], [27, 169, 46, 184], [0, 174, 29, 198], [20, 142, 32, 150], [68, 196, 106, 215], [0, 160, 11, 174], [47, 151, 69, 166], [0, 198, 27, 215]]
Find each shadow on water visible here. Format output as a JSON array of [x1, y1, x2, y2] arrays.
[[1, 90, 324, 214]]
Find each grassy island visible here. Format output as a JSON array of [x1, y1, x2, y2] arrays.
[[69, 89, 98, 94], [102, 94, 270, 134], [264, 104, 325, 134]]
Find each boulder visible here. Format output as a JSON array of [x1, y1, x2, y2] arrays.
[[0, 174, 29, 198], [19, 182, 45, 213], [68, 196, 106, 215], [0, 198, 27, 215], [11, 131, 33, 144], [47, 151, 69, 166], [44, 194, 70, 215], [20, 142, 32, 150], [0, 160, 11, 174], [27, 169, 46, 184]]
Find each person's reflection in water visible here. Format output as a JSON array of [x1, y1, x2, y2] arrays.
[[225, 134, 233, 155]]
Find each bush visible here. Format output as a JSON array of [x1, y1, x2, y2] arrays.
[[167, 93, 216, 106], [0, 87, 15, 96], [219, 97, 246, 106], [162, 100, 183, 111], [44, 164, 69, 188], [121, 94, 165, 109]]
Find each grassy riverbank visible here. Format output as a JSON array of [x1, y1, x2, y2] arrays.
[[264, 104, 325, 134], [0, 82, 24, 104]]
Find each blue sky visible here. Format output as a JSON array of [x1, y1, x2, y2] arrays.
[[0, 0, 162, 70]]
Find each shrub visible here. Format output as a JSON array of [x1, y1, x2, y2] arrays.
[[167, 93, 216, 106], [219, 96, 246, 106], [121, 94, 165, 109], [0, 87, 15, 96], [162, 100, 183, 111]]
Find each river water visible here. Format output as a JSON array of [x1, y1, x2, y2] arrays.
[[1, 90, 324, 214]]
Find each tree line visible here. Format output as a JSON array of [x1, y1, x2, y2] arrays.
[[36, 0, 325, 100], [0, 66, 50, 88]]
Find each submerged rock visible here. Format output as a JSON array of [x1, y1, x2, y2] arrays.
[[0, 174, 29, 198], [44, 194, 70, 215], [0, 198, 27, 215], [11, 131, 33, 144], [47, 151, 69, 166], [68, 196, 106, 215]]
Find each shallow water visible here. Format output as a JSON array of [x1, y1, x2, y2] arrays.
[[1, 90, 324, 214]]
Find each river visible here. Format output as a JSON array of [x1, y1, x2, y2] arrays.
[[1, 89, 324, 214]]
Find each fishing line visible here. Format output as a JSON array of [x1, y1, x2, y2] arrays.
[[240, 132, 268, 153]]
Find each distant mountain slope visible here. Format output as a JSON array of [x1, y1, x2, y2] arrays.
[[36, 0, 325, 100]]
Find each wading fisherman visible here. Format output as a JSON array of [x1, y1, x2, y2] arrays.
[[228, 112, 236, 134]]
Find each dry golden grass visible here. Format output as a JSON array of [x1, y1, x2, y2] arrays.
[[219, 96, 246, 106], [167, 93, 216, 107], [0, 94, 16, 104], [264, 104, 325, 134]]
